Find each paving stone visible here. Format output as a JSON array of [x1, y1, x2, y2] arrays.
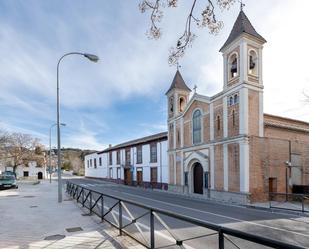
[[0, 179, 145, 249]]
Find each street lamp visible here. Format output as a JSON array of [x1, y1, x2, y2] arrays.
[[49, 123, 66, 183], [57, 52, 99, 203]]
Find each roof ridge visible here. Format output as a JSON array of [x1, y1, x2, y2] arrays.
[[165, 70, 191, 95], [220, 10, 266, 52]]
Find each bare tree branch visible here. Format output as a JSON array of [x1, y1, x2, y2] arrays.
[[139, 0, 236, 65]]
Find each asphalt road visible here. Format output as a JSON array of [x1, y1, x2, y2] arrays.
[[67, 178, 309, 248]]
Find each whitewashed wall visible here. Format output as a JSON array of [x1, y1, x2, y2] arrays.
[[84, 140, 168, 185]]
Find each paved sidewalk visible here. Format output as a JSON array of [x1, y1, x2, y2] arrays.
[[0, 180, 144, 249]]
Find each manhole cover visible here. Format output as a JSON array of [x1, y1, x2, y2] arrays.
[[44, 234, 65, 240], [30, 205, 38, 208], [23, 195, 35, 198], [66, 227, 83, 232]]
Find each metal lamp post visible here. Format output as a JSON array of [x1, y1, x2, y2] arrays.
[[57, 52, 99, 203], [49, 123, 66, 183]]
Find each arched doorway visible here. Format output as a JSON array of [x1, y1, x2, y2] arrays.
[[38, 172, 43, 180], [193, 162, 203, 194]]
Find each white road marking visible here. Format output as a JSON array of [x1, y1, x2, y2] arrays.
[[97, 202, 196, 249], [78, 181, 309, 239], [118, 191, 309, 238]]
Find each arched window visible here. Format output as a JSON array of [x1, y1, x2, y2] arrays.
[[248, 50, 258, 75], [234, 94, 238, 104], [217, 115, 221, 131], [169, 97, 174, 113], [232, 110, 235, 127], [229, 96, 233, 106], [179, 97, 185, 112], [229, 53, 238, 79], [192, 110, 202, 144]]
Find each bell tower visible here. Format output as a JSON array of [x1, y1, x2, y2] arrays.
[[220, 10, 266, 89], [166, 70, 191, 120]]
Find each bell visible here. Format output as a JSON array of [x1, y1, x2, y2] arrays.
[[249, 56, 256, 69], [231, 58, 237, 73], [231, 64, 237, 73]]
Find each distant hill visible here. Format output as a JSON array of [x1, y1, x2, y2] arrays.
[[48, 148, 97, 175]]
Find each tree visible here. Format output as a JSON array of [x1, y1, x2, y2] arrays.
[[5, 133, 42, 172], [0, 129, 9, 149], [139, 0, 235, 65]]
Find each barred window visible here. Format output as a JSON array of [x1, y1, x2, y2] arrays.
[[116, 150, 120, 165], [193, 110, 202, 144], [109, 151, 113, 165], [99, 157, 102, 166], [136, 146, 143, 164], [94, 158, 97, 169], [150, 143, 157, 163], [125, 148, 131, 165]]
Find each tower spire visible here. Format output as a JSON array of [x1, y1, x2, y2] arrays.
[[239, 0, 245, 11]]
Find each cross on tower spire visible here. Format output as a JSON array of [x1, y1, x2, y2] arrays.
[[176, 62, 181, 71], [239, 0, 245, 11], [193, 84, 197, 94]]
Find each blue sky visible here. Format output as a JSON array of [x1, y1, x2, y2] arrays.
[[0, 0, 308, 150]]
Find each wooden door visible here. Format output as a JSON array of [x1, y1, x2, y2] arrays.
[[193, 163, 203, 194], [151, 167, 157, 187], [124, 169, 132, 185], [136, 169, 143, 186], [269, 178, 277, 193]]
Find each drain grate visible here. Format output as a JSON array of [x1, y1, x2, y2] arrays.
[[6, 195, 19, 197], [23, 195, 35, 198], [44, 234, 66, 240], [81, 213, 92, 216], [66, 227, 83, 233], [30, 205, 38, 208]]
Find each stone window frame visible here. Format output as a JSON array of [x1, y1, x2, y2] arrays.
[[179, 96, 186, 112], [248, 48, 258, 76], [192, 108, 203, 145], [217, 115, 221, 131], [150, 142, 157, 163], [136, 145, 143, 164], [228, 93, 239, 106], [117, 167, 121, 179], [228, 51, 239, 81], [116, 150, 120, 165], [109, 151, 113, 165], [125, 148, 131, 166], [232, 109, 236, 127]]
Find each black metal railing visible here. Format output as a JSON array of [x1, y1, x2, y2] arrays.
[[269, 192, 309, 213], [66, 181, 305, 249]]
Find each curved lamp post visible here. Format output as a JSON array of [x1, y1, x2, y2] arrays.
[[49, 122, 66, 184], [57, 52, 99, 203]]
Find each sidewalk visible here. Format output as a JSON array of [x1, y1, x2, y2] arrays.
[[0, 180, 144, 249]]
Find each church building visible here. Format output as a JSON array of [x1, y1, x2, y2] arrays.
[[85, 9, 309, 204], [166, 10, 309, 203]]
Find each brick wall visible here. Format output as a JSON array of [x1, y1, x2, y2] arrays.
[[228, 104, 239, 137], [214, 99, 223, 140], [214, 144, 224, 190], [248, 89, 260, 136], [183, 121, 191, 147], [249, 136, 289, 202], [203, 114, 210, 143], [228, 143, 240, 192]]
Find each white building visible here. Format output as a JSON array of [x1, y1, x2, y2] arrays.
[[0, 161, 46, 180], [85, 132, 168, 189]]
